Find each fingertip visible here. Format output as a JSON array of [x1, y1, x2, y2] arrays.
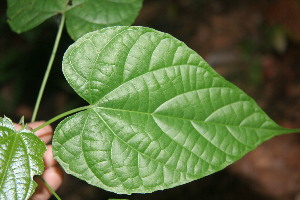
[[13, 123, 22, 131], [44, 145, 59, 169], [28, 121, 53, 144], [31, 167, 63, 200], [43, 166, 64, 191]]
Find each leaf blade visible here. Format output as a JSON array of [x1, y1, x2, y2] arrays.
[[65, 0, 143, 40], [0, 117, 46, 200], [7, 0, 143, 40], [53, 26, 299, 194], [7, 0, 67, 33]]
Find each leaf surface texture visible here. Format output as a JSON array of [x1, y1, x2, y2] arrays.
[[53, 26, 298, 194], [7, 0, 143, 40], [0, 117, 46, 199]]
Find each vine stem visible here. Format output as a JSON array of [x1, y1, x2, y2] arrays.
[[32, 105, 92, 132], [38, 176, 62, 200], [31, 14, 66, 122]]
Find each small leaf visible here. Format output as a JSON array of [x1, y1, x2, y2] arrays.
[[7, 0, 143, 40], [53, 26, 300, 194], [0, 116, 46, 199], [65, 0, 144, 40], [6, 0, 67, 33]]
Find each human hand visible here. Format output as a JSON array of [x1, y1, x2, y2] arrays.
[[14, 121, 63, 200]]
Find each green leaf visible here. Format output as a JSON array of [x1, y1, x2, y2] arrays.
[[7, 0, 143, 40], [65, 0, 144, 40], [53, 26, 300, 194], [6, 0, 67, 33], [0, 117, 46, 199]]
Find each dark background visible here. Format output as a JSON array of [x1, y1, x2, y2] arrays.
[[1, 0, 300, 199]]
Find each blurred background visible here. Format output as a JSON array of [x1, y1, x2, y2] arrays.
[[1, 0, 300, 199]]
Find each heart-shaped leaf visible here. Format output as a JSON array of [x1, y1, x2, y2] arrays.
[[53, 26, 299, 194], [0, 117, 46, 199], [7, 0, 143, 40]]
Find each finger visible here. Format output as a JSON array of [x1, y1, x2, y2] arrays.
[[30, 167, 63, 200], [30, 145, 63, 199], [13, 121, 53, 144], [13, 123, 22, 131], [44, 145, 58, 169], [28, 121, 53, 144]]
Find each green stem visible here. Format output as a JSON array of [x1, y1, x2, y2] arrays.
[[31, 14, 66, 122], [38, 176, 62, 200], [32, 105, 92, 132]]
